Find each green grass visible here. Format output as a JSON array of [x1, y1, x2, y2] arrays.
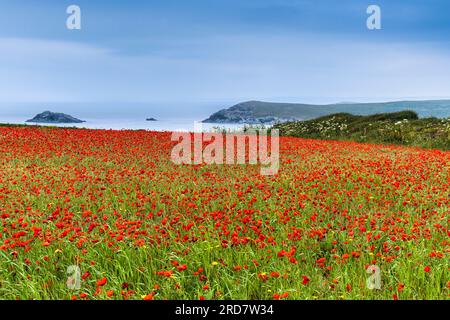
[[274, 111, 450, 150], [0, 125, 448, 300]]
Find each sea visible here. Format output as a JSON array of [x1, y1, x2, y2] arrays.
[[0, 116, 248, 132], [0, 101, 449, 132], [0, 102, 246, 132]]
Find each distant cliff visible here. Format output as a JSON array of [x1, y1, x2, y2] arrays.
[[202, 100, 450, 124], [202, 101, 302, 124], [26, 111, 85, 124]]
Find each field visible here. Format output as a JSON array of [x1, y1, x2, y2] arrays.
[[0, 126, 448, 300]]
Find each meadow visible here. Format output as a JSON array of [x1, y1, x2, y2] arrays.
[[0, 126, 448, 300]]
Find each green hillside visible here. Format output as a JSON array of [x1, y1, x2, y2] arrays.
[[273, 111, 450, 150], [203, 100, 450, 124]]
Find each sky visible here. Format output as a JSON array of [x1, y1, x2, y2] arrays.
[[1, 0, 450, 114]]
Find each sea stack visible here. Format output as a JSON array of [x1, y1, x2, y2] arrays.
[[26, 111, 85, 124]]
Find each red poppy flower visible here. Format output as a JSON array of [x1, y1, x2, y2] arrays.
[[96, 277, 107, 287], [177, 264, 187, 271], [143, 294, 153, 300]]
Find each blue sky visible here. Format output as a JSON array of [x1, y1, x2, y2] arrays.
[[1, 0, 450, 109]]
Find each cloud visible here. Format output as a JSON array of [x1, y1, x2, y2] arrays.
[[0, 34, 450, 105]]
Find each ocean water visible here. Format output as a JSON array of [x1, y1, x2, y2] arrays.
[[0, 116, 248, 132], [1, 100, 449, 131], [0, 102, 252, 131]]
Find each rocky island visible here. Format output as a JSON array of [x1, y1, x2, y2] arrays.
[[26, 111, 85, 124], [146, 117, 157, 121]]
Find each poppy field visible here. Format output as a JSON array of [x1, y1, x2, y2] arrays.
[[0, 126, 448, 300]]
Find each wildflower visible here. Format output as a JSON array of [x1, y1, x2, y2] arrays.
[[270, 271, 280, 278], [96, 277, 107, 287], [177, 264, 187, 271], [143, 294, 154, 300], [258, 273, 269, 281]]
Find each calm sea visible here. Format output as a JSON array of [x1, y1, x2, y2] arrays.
[[0, 116, 247, 132], [0, 101, 449, 131], [0, 102, 245, 131]]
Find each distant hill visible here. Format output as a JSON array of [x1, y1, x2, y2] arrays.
[[202, 100, 450, 124], [26, 111, 85, 124], [273, 111, 450, 150]]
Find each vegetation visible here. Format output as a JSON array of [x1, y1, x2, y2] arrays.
[[0, 123, 80, 129], [0, 126, 448, 300], [274, 111, 450, 150]]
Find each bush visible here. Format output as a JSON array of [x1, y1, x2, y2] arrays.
[[274, 111, 450, 150]]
